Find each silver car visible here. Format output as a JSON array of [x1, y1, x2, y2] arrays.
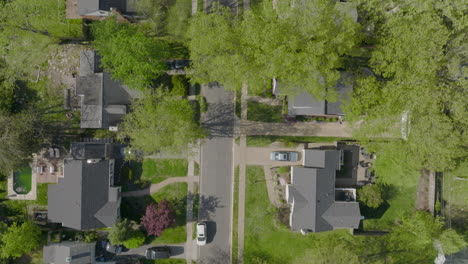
[[270, 151, 298, 162]]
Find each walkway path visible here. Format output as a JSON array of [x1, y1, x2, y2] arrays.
[[185, 144, 200, 263], [121, 177, 199, 197], [238, 120, 354, 137]]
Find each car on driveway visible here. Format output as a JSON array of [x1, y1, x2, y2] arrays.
[[105, 242, 123, 255], [145, 246, 171, 259], [167, 59, 191, 70], [196, 222, 207, 246], [270, 151, 299, 162]]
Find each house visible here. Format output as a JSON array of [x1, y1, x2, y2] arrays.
[[71, 50, 141, 130], [43, 241, 98, 264], [274, 71, 354, 117], [286, 149, 362, 233], [47, 140, 124, 230], [66, 0, 137, 20]]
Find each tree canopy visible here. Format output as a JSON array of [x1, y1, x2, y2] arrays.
[[141, 201, 175, 236], [0, 221, 42, 259], [187, 1, 362, 96], [118, 89, 205, 155]]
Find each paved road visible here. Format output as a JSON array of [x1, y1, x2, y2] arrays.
[[198, 83, 235, 264]]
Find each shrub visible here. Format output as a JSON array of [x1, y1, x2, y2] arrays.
[[358, 184, 384, 208], [123, 230, 146, 249], [141, 201, 176, 236], [198, 96, 208, 113], [108, 219, 133, 245], [171, 75, 188, 96]]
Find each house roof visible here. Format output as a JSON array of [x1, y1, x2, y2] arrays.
[[76, 50, 141, 129], [288, 91, 326, 116], [326, 72, 353, 115], [289, 150, 361, 232], [78, 0, 128, 16], [48, 142, 122, 230], [43, 241, 95, 264]]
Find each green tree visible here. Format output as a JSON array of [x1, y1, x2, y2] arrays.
[[0, 221, 42, 258], [108, 219, 133, 246], [187, 1, 362, 95], [91, 18, 169, 90], [439, 229, 467, 255], [358, 184, 384, 208], [118, 89, 205, 155], [123, 230, 146, 249]]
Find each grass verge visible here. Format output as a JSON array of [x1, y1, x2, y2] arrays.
[[36, 183, 49, 206], [142, 159, 188, 183], [232, 166, 240, 264], [247, 101, 283, 123], [246, 135, 349, 147]]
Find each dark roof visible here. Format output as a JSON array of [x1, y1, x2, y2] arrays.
[[288, 150, 361, 232], [286, 72, 354, 116], [43, 242, 95, 264], [78, 0, 129, 15], [76, 50, 141, 129], [48, 142, 123, 230]]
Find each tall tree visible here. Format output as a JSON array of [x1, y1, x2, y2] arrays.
[[108, 219, 134, 246], [141, 201, 175, 236], [0, 221, 42, 259], [187, 1, 362, 95], [118, 89, 205, 155], [92, 19, 169, 90]]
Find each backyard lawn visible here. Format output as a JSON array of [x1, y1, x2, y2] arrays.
[[246, 135, 348, 147], [142, 159, 188, 184], [13, 167, 32, 194], [36, 183, 49, 206], [247, 101, 283, 123], [121, 182, 188, 245], [243, 166, 358, 263]]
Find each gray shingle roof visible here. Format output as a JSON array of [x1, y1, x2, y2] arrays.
[[43, 242, 95, 264], [76, 50, 141, 129], [48, 142, 122, 230], [288, 150, 361, 232]]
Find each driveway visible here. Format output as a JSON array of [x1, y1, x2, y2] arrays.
[[198, 83, 235, 263], [118, 244, 185, 259], [243, 146, 304, 166]]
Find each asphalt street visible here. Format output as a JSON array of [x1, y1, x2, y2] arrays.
[[198, 83, 235, 264]]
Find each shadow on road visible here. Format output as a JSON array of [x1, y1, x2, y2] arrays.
[[198, 195, 222, 221], [201, 102, 235, 138]]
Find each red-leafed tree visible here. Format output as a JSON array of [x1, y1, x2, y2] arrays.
[[141, 200, 175, 236]]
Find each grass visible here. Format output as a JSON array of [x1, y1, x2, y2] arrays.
[[243, 166, 357, 263], [246, 135, 349, 147], [361, 142, 420, 230], [247, 101, 283, 123], [143, 259, 186, 264], [13, 167, 32, 194], [443, 161, 468, 237], [36, 183, 49, 206], [142, 159, 188, 184], [194, 162, 200, 176], [232, 166, 240, 264]]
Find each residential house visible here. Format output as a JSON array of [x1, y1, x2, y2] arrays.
[[286, 148, 362, 233], [66, 0, 137, 20], [69, 50, 141, 130], [48, 140, 124, 230], [43, 241, 117, 264]]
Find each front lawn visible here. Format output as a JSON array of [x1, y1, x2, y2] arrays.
[[247, 101, 283, 123], [243, 166, 357, 263], [142, 159, 188, 184], [246, 135, 348, 147]]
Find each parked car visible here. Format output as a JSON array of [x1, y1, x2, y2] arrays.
[[167, 59, 191, 70], [105, 242, 123, 255], [196, 222, 207, 246], [270, 151, 299, 162], [145, 246, 171, 259]]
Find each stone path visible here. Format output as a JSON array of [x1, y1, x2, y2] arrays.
[[238, 120, 354, 137], [121, 177, 199, 197]]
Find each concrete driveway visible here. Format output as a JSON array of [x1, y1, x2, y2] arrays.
[[119, 244, 185, 259], [243, 146, 304, 166]]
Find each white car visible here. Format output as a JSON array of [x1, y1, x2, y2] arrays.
[[196, 222, 207, 246], [270, 151, 299, 162]]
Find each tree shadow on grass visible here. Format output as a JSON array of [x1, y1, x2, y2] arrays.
[[118, 161, 150, 192], [360, 200, 390, 220]]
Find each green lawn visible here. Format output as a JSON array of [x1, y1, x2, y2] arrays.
[[142, 159, 188, 184], [194, 162, 200, 176], [443, 161, 468, 237], [36, 183, 49, 206], [246, 135, 349, 147], [243, 166, 357, 263], [362, 142, 420, 230], [247, 101, 283, 123], [13, 167, 32, 194], [232, 166, 239, 264]]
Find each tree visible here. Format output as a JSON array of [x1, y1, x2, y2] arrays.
[[108, 219, 133, 246], [123, 230, 146, 249], [118, 89, 205, 155], [141, 201, 175, 236], [358, 184, 384, 208], [0, 221, 42, 258], [91, 18, 169, 90], [187, 1, 362, 95], [439, 229, 467, 255]]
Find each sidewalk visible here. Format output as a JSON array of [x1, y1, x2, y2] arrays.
[[238, 120, 354, 137], [121, 177, 199, 197]]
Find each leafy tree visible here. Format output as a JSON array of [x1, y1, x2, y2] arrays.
[[141, 201, 175, 236], [358, 184, 384, 208], [108, 219, 133, 246], [0, 221, 42, 258], [91, 18, 169, 90], [187, 1, 362, 95], [118, 89, 205, 155], [439, 229, 467, 255], [123, 230, 146, 249]]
